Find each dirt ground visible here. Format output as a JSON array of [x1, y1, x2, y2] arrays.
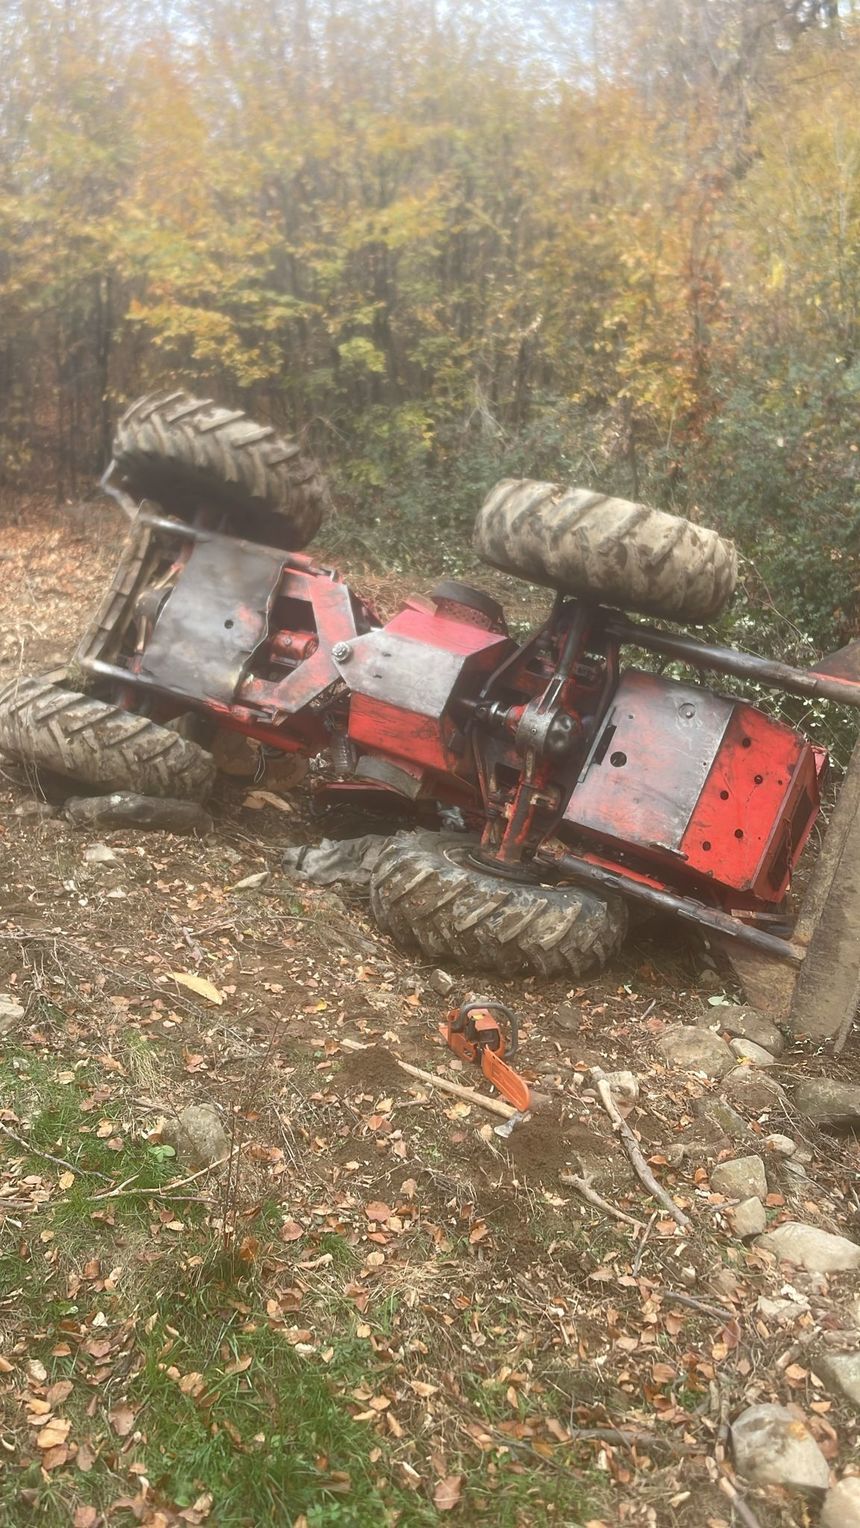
[[1, 495, 859, 1527]]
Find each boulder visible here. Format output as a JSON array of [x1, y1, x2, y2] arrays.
[[66, 793, 213, 835], [730, 1038, 777, 1067], [0, 995, 25, 1035], [813, 1351, 860, 1408], [717, 1006, 786, 1057], [162, 1104, 231, 1168], [721, 1066, 786, 1114], [756, 1221, 860, 1273], [656, 1025, 735, 1079], [13, 800, 57, 820], [794, 1078, 860, 1129], [765, 1133, 797, 1157], [711, 1154, 768, 1201], [822, 1478, 860, 1528], [732, 1197, 767, 1239], [757, 1294, 809, 1326], [602, 1070, 639, 1104], [429, 969, 456, 997], [731, 1402, 829, 1495], [695, 1097, 752, 1141]]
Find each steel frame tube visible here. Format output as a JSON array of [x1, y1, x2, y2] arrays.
[[537, 845, 806, 966], [605, 614, 860, 710]]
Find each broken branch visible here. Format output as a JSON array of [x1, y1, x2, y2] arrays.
[[340, 1038, 515, 1119], [560, 1170, 645, 1231], [590, 1067, 692, 1231]]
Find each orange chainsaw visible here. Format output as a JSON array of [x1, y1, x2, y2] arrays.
[[440, 998, 532, 1113]]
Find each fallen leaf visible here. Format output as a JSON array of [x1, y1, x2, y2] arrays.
[[365, 1201, 391, 1223], [74, 1509, 98, 1527], [281, 1221, 304, 1242], [242, 790, 292, 814], [47, 1380, 74, 1406], [434, 1475, 463, 1512], [109, 1404, 136, 1436], [36, 1418, 72, 1449], [58, 1171, 75, 1190], [167, 972, 224, 1006]]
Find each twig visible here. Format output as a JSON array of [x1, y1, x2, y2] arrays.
[[718, 1471, 764, 1528], [339, 1038, 515, 1119], [560, 1171, 645, 1231], [0, 1119, 112, 1182], [590, 1067, 692, 1231], [88, 1150, 238, 1200], [633, 1210, 660, 1275], [661, 1289, 735, 1323]]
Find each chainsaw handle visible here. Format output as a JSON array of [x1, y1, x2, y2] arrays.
[[454, 997, 520, 1057]]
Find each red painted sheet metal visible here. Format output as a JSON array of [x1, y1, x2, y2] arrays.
[[384, 604, 510, 659], [348, 693, 454, 774], [682, 704, 819, 898]]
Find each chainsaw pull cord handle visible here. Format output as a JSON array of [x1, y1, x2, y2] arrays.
[[454, 997, 520, 1057]]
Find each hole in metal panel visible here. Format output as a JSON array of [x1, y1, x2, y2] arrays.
[[609, 751, 627, 768]]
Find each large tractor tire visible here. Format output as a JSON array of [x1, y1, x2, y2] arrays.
[[112, 391, 326, 550], [370, 831, 627, 979], [474, 480, 737, 624], [0, 678, 216, 800]]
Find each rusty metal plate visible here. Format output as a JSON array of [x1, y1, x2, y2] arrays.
[[141, 537, 284, 704], [338, 630, 467, 718]]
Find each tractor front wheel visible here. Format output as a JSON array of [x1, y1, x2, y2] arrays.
[[0, 678, 216, 800], [112, 391, 326, 550], [370, 831, 627, 978]]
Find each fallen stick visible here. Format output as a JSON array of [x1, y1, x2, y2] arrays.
[[717, 1471, 763, 1528], [88, 1150, 239, 1201], [560, 1171, 645, 1231], [339, 1038, 515, 1119], [590, 1067, 692, 1232], [0, 1119, 112, 1183]]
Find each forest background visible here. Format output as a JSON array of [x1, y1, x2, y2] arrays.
[[1, 0, 859, 664]]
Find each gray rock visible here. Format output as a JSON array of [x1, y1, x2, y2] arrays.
[[602, 1070, 639, 1104], [66, 793, 213, 835], [721, 1066, 787, 1114], [84, 842, 118, 864], [553, 1003, 581, 1034], [733, 1197, 767, 1238], [0, 996, 25, 1035], [765, 1133, 797, 1157], [784, 1159, 808, 1179], [813, 1351, 860, 1408], [718, 1006, 786, 1057], [730, 1037, 777, 1067], [822, 1478, 860, 1528], [13, 800, 57, 820], [731, 1402, 829, 1495], [162, 1104, 231, 1168], [696, 1097, 752, 1141], [656, 1025, 735, 1079], [794, 1078, 860, 1129], [429, 969, 456, 997], [757, 1294, 809, 1325], [756, 1221, 860, 1273], [711, 1154, 768, 1201]]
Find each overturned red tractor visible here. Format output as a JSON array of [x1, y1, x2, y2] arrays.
[[3, 391, 860, 984]]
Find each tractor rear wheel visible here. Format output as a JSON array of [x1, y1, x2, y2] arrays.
[[112, 391, 326, 550], [370, 831, 627, 978], [474, 480, 737, 624], [0, 677, 216, 800]]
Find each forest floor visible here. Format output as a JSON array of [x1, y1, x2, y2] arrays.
[[0, 496, 858, 1527]]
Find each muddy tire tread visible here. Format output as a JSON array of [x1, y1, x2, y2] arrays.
[[0, 677, 215, 800]]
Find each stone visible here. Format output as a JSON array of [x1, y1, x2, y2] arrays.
[[602, 1070, 639, 1104], [718, 1006, 786, 1057], [697, 967, 723, 991], [13, 800, 57, 820], [554, 1003, 581, 1034], [162, 1104, 230, 1168], [730, 1037, 777, 1067], [765, 1133, 797, 1157], [731, 1402, 829, 1495], [733, 1197, 767, 1238], [721, 1066, 786, 1114], [84, 843, 118, 864], [66, 793, 213, 835], [757, 1294, 809, 1326], [822, 1478, 860, 1528], [794, 1078, 860, 1129], [429, 969, 456, 997], [0, 996, 25, 1035], [656, 1025, 735, 1079], [711, 1154, 768, 1201], [784, 1159, 808, 1179], [756, 1222, 860, 1273], [696, 1097, 752, 1141], [813, 1352, 860, 1408]]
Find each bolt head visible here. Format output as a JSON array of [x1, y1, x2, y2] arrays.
[[332, 641, 351, 663]]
